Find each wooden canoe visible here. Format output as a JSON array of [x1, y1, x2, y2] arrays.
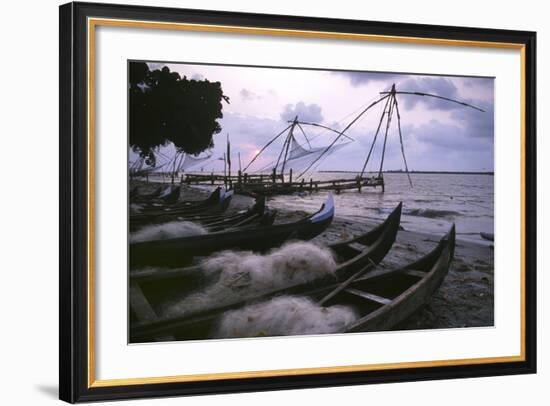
[[132, 197, 274, 236], [335, 224, 455, 333], [130, 189, 233, 227], [137, 186, 222, 212], [135, 185, 181, 204], [129, 194, 337, 268], [130, 185, 163, 202], [129, 202, 402, 342]]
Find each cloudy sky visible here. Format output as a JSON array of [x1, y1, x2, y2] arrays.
[[146, 61, 494, 173]]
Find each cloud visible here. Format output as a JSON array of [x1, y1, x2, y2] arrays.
[[217, 112, 285, 168], [408, 120, 493, 170], [450, 100, 494, 139], [350, 107, 493, 172], [401, 117, 493, 171], [397, 77, 461, 111], [463, 77, 494, 90], [280, 102, 323, 123], [395, 76, 493, 114], [240, 88, 261, 102], [412, 120, 476, 150], [138, 60, 494, 172]]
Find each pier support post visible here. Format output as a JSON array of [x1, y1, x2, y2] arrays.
[[289, 168, 293, 185]]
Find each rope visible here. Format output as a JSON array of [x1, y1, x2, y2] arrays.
[[297, 94, 390, 179], [393, 96, 413, 187], [359, 95, 392, 178]]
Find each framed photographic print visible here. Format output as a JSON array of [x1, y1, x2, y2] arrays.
[[59, 1, 537, 403]]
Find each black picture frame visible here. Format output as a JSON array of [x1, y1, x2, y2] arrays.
[[59, 1, 537, 403]]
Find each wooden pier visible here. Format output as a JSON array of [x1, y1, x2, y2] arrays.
[[183, 169, 384, 195]]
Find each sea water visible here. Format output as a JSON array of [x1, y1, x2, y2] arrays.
[[145, 171, 494, 244], [268, 172, 494, 244]]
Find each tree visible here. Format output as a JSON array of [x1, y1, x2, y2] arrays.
[[129, 62, 228, 166]]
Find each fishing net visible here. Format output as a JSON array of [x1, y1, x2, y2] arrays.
[[129, 143, 212, 175], [256, 135, 352, 175], [178, 153, 212, 172]]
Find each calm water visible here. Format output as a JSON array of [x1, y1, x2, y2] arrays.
[[148, 171, 493, 244], [268, 172, 494, 244]]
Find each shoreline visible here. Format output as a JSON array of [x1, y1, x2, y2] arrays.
[[131, 181, 494, 330], [318, 170, 494, 176]]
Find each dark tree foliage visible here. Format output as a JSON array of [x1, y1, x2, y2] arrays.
[[129, 62, 227, 166]]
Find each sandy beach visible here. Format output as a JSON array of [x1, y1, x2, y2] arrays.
[[131, 180, 494, 331]]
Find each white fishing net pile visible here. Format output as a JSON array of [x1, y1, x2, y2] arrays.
[[130, 221, 207, 243], [212, 295, 358, 338], [162, 241, 337, 317]]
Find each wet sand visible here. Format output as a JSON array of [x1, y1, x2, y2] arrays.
[[132, 181, 494, 330]]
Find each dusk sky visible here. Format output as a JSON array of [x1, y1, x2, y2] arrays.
[[142, 61, 494, 174]]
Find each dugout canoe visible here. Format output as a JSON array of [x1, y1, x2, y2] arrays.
[[137, 186, 222, 213], [203, 224, 455, 338], [130, 189, 233, 228], [129, 201, 402, 341], [129, 194, 337, 268], [131, 197, 274, 236], [334, 224, 455, 333], [131, 185, 163, 202]]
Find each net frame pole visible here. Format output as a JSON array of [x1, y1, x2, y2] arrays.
[[380, 90, 485, 112], [392, 95, 413, 187], [297, 94, 390, 178], [378, 88, 396, 177], [292, 121, 355, 142], [281, 116, 298, 176], [243, 124, 292, 172], [359, 93, 393, 178], [296, 122, 312, 148], [274, 132, 291, 174]]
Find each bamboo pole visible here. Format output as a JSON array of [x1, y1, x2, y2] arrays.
[[226, 134, 232, 183], [244, 124, 292, 171], [292, 121, 355, 141], [297, 94, 390, 178], [223, 153, 227, 188], [296, 122, 312, 148], [378, 88, 396, 177], [392, 95, 413, 187], [280, 117, 297, 179], [359, 88, 393, 179], [380, 90, 485, 112], [274, 132, 290, 175]]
